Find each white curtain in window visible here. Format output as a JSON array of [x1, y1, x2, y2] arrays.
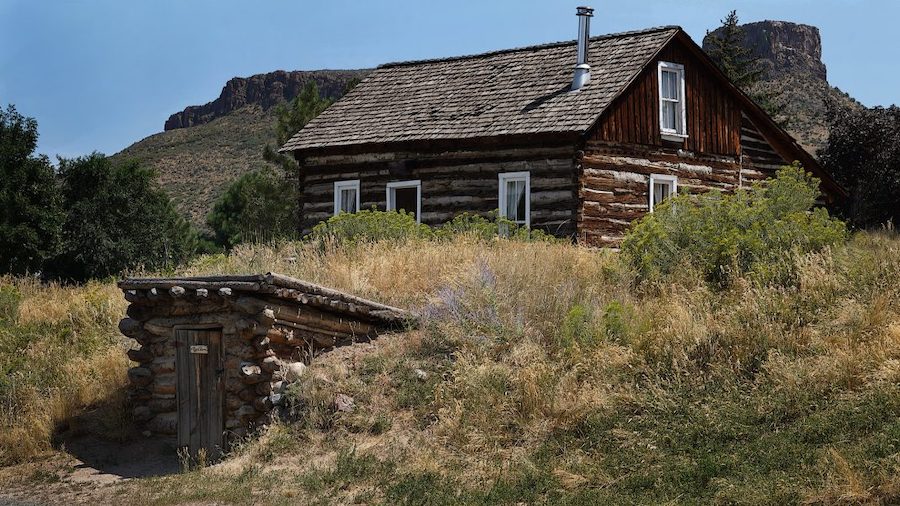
[[505, 179, 526, 223], [662, 102, 677, 130], [661, 70, 678, 131], [340, 188, 357, 213], [662, 70, 678, 100]]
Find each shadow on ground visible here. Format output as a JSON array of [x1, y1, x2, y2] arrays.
[[52, 387, 181, 482], [59, 433, 181, 481]]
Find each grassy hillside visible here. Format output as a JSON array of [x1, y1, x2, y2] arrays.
[[111, 106, 275, 229], [1, 231, 900, 504], [753, 79, 860, 155]]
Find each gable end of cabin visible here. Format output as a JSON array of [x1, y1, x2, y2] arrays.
[[576, 32, 836, 248]]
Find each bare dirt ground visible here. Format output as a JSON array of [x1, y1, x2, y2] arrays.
[[0, 434, 180, 506]]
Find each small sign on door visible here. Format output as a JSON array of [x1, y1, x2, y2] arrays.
[[190, 345, 208, 355]]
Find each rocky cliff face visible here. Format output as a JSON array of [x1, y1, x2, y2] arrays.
[[164, 69, 368, 131], [735, 21, 827, 80], [704, 20, 860, 154]]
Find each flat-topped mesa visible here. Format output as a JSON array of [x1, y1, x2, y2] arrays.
[[704, 20, 826, 81], [117, 272, 414, 458], [163, 70, 369, 130]]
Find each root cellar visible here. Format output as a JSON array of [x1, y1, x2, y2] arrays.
[[117, 273, 412, 458]]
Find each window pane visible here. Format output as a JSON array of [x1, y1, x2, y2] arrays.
[[653, 181, 672, 207], [662, 70, 678, 100], [671, 71, 679, 100], [515, 181, 526, 221], [392, 186, 418, 220], [662, 102, 676, 130], [504, 180, 518, 221], [504, 179, 526, 223], [340, 188, 357, 213]]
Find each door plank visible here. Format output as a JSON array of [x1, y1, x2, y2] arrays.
[[175, 329, 191, 449], [175, 327, 225, 459], [190, 331, 202, 453], [203, 330, 225, 458]]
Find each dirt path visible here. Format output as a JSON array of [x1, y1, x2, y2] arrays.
[[0, 435, 181, 506]]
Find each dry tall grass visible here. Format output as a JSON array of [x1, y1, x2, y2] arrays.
[[0, 278, 128, 464], [3, 232, 900, 505]]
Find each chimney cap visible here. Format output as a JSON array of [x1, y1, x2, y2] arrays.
[[576, 6, 594, 16]]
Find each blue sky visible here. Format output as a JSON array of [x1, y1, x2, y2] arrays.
[[0, 0, 894, 160]]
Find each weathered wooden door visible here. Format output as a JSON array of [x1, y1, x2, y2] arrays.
[[175, 327, 224, 459]]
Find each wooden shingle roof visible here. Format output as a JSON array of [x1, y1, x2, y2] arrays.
[[280, 26, 680, 152]]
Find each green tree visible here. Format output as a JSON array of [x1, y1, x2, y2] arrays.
[[53, 153, 199, 281], [704, 11, 784, 122], [820, 105, 900, 227], [207, 166, 299, 248], [704, 11, 762, 89], [0, 105, 64, 275], [262, 81, 336, 172]]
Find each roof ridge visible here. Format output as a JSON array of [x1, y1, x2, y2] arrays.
[[378, 25, 682, 69]]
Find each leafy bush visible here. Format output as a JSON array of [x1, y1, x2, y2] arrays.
[[308, 209, 559, 247], [433, 211, 557, 242], [207, 167, 299, 248], [556, 304, 598, 351], [622, 164, 847, 287], [53, 154, 202, 281], [309, 208, 431, 245]]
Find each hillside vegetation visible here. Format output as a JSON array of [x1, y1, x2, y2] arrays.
[[2, 226, 900, 504], [111, 106, 276, 228], [112, 70, 364, 229]]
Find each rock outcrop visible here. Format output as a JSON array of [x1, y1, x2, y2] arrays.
[[704, 20, 860, 154], [164, 69, 368, 131], [732, 21, 827, 80]]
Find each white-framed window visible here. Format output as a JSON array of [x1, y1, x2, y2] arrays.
[[658, 61, 687, 141], [649, 174, 677, 212], [498, 171, 530, 227], [386, 180, 422, 223], [333, 180, 360, 215]]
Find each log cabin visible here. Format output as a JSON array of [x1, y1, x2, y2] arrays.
[[280, 7, 846, 247]]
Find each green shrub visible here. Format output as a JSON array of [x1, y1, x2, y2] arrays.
[[601, 300, 631, 344], [557, 304, 598, 351], [0, 285, 20, 324], [207, 167, 299, 248], [53, 154, 201, 281], [622, 164, 848, 287], [308, 209, 558, 247], [434, 211, 558, 242], [433, 212, 503, 241], [309, 208, 431, 245]]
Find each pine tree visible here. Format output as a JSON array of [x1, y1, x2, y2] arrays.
[[704, 11, 785, 124], [705, 11, 763, 88], [262, 81, 337, 173], [207, 166, 299, 248]]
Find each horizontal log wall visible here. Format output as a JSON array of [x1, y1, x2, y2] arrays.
[[740, 112, 788, 180], [578, 143, 743, 248], [299, 146, 578, 237]]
